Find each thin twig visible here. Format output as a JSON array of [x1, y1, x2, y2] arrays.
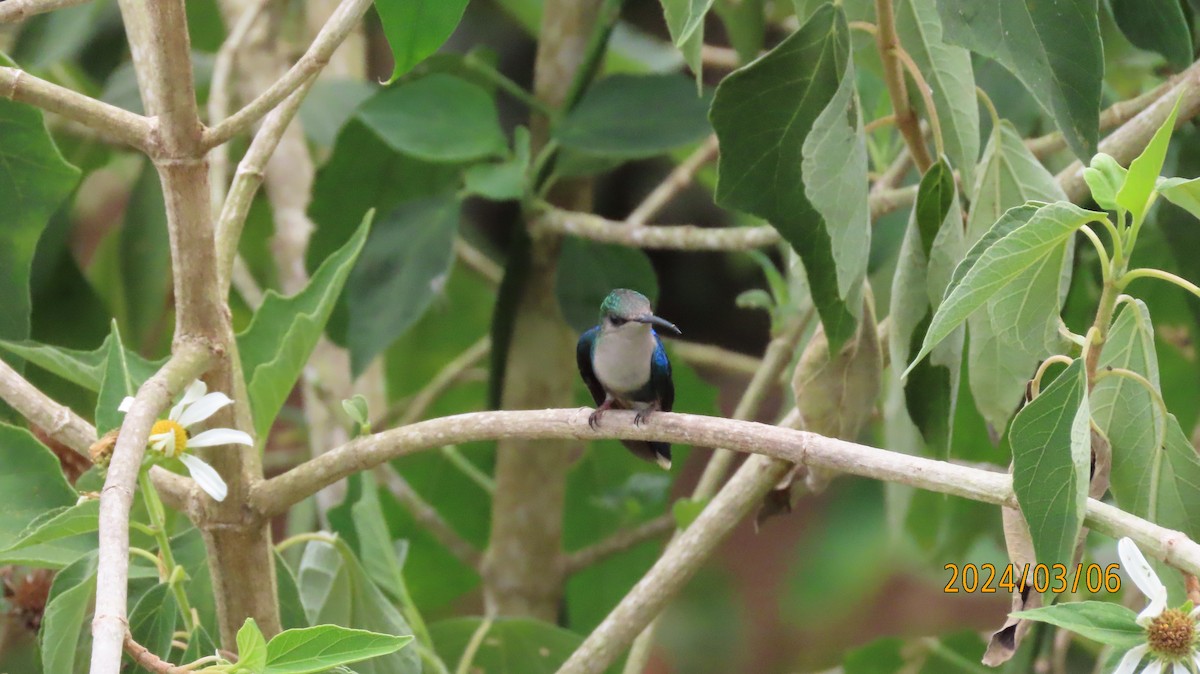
[[454, 238, 504, 285], [874, 0, 932, 171], [379, 465, 483, 569], [892, 46, 944, 159], [0, 67, 152, 152], [700, 44, 740, 69], [0, 357, 97, 455], [564, 513, 676, 574], [669, 342, 763, 377], [201, 0, 373, 149], [385, 337, 491, 427], [215, 78, 315, 294], [123, 632, 188, 674], [0, 0, 92, 22], [91, 345, 211, 674], [626, 135, 719, 226], [208, 0, 273, 213]]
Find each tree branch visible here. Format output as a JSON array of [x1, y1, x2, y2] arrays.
[[1027, 76, 1178, 157], [0, 0, 92, 23], [379, 466, 483, 569], [90, 344, 211, 674], [874, 0, 932, 171], [0, 357, 97, 455], [1058, 59, 1200, 202], [626, 135, 719, 226], [563, 513, 676, 574], [215, 80, 315, 295], [380, 337, 491, 428], [200, 0, 373, 149], [670, 341, 763, 377], [0, 67, 152, 152]]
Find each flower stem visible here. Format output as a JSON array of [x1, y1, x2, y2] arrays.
[[138, 469, 196, 633]]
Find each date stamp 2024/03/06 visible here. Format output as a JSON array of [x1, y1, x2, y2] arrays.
[[943, 563, 1122, 594]]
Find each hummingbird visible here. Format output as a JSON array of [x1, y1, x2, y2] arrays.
[[576, 289, 681, 470]]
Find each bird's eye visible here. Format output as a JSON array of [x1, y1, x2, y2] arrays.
[[611, 317, 627, 327]]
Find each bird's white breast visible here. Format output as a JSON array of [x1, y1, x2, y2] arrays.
[[593, 325, 656, 395]]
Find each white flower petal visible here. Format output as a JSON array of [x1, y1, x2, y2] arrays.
[[149, 431, 175, 456], [1143, 659, 1163, 674], [177, 392, 233, 428], [170, 380, 207, 421], [118, 397, 135, 413], [1119, 537, 1169, 624], [1114, 644, 1148, 674], [188, 428, 254, 448], [1172, 662, 1188, 674], [179, 453, 227, 502]]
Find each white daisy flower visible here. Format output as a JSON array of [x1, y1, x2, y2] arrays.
[[119, 380, 253, 502], [1113, 537, 1200, 674]]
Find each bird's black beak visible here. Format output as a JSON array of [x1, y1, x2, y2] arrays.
[[637, 313, 682, 335]]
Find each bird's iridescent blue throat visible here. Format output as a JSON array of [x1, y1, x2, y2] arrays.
[[576, 289, 680, 470]]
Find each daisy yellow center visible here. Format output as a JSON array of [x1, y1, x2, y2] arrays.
[[150, 420, 188, 458], [1148, 608, 1197, 660]]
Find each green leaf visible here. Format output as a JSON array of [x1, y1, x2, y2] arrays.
[[346, 195, 459, 376], [1110, 0, 1192, 70], [237, 618, 269, 674], [660, 0, 712, 87], [890, 162, 964, 457], [463, 136, 528, 202], [375, 0, 469, 83], [672, 497, 706, 530], [964, 123, 1066, 434], [937, 0, 1101, 160], [296, 539, 420, 673], [128, 583, 178, 669], [713, 4, 862, 346], [429, 617, 583, 674], [0, 424, 88, 568], [1013, 601, 1143, 648], [1084, 153, 1129, 211], [555, 238, 659, 334], [1117, 95, 1181, 225], [0, 333, 160, 393], [39, 551, 97, 674], [1158, 176, 1200, 220], [266, 625, 412, 674], [238, 212, 371, 439], [119, 162, 172, 346], [906, 201, 1100, 376], [713, 0, 764, 64], [1009, 359, 1089, 575], [895, 0, 979, 188], [342, 394, 370, 428], [553, 74, 712, 158], [0, 53, 81, 351], [95, 321, 136, 434], [3, 499, 98, 554], [357, 74, 506, 163], [349, 474, 407, 602]]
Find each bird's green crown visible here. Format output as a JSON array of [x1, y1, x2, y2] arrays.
[[600, 288, 651, 321]]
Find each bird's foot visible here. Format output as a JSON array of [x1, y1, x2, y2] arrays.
[[634, 408, 654, 426], [589, 399, 615, 429]]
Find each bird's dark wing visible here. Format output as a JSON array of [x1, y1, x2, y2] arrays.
[[651, 333, 674, 412], [576, 326, 606, 405]]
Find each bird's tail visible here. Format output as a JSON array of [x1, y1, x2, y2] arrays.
[[621, 440, 672, 470]]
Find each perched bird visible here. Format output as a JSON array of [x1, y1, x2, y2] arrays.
[[576, 289, 681, 469]]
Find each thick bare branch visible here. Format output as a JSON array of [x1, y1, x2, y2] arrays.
[[1058, 59, 1200, 201], [535, 208, 781, 250], [0, 67, 152, 151], [201, 0, 373, 149], [0, 0, 92, 23], [90, 345, 211, 674], [0, 358, 97, 455]]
